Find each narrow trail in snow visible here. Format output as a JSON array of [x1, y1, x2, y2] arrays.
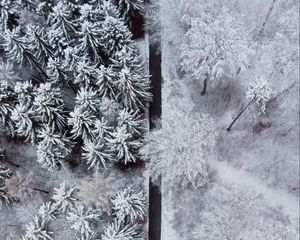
[[211, 160, 299, 224]]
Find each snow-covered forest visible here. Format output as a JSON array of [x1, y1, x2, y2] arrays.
[[0, 0, 299, 239]]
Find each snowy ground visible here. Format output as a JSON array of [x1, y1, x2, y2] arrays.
[[160, 0, 299, 239]]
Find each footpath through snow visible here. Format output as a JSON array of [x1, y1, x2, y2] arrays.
[[211, 160, 299, 225]]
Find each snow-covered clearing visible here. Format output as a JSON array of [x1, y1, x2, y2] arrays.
[[211, 159, 299, 225]]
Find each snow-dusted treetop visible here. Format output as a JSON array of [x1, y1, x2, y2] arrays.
[[141, 106, 218, 189], [246, 77, 273, 113]]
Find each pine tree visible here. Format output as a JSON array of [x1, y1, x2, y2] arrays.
[[117, 108, 146, 137], [0, 59, 18, 82], [47, 1, 76, 41], [11, 102, 37, 143], [0, 0, 18, 31], [0, 184, 16, 209], [2, 28, 47, 77], [68, 106, 96, 140], [100, 15, 132, 56], [107, 126, 142, 164], [38, 202, 59, 224], [78, 20, 102, 63], [27, 25, 54, 66], [46, 27, 69, 57], [111, 187, 146, 223], [102, 218, 144, 240], [96, 65, 117, 100], [33, 83, 67, 131], [78, 4, 97, 23], [98, 0, 120, 19], [92, 117, 113, 140], [36, 124, 73, 171], [0, 165, 12, 181], [67, 204, 102, 240], [0, 81, 16, 134], [46, 57, 69, 84], [27, 26, 54, 65], [14, 80, 36, 105], [75, 86, 101, 114], [51, 181, 78, 213], [112, 46, 151, 109], [22, 216, 53, 240], [73, 58, 98, 87], [116, 0, 144, 22], [82, 138, 114, 169]]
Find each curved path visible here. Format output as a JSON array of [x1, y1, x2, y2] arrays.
[[212, 160, 299, 225]]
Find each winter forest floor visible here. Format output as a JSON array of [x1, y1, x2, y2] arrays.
[[160, 0, 299, 239]]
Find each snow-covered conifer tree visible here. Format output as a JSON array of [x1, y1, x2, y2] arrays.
[[0, 184, 15, 209], [112, 46, 151, 109], [0, 59, 17, 82], [51, 181, 78, 213], [82, 138, 114, 169], [0, 165, 12, 181], [27, 25, 54, 65], [46, 28, 69, 57], [73, 58, 98, 87], [0, 81, 16, 134], [107, 126, 142, 164], [102, 218, 144, 240], [11, 103, 37, 143], [2, 28, 47, 77], [67, 204, 102, 240], [78, 20, 102, 63], [100, 15, 132, 56], [47, 1, 76, 41], [117, 108, 146, 137], [99, 0, 120, 19], [99, 97, 120, 121], [68, 106, 96, 140], [38, 202, 59, 224], [75, 87, 101, 114], [22, 216, 53, 240], [111, 187, 146, 223], [0, 0, 18, 30], [116, 0, 144, 22], [96, 65, 117, 100], [33, 83, 67, 131], [92, 117, 113, 140], [14, 81, 36, 105], [36, 124, 73, 171], [46, 57, 69, 84]]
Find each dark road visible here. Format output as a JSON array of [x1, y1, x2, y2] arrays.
[[148, 42, 162, 240]]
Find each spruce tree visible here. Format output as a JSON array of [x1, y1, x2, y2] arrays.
[[112, 46, 151, 110], [33, 83, 67, 131]]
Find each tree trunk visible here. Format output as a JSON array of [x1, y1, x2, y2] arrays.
[[227, 98, 255, 131], [32, 188, 50, 194], [201, 74, 209, 96]]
